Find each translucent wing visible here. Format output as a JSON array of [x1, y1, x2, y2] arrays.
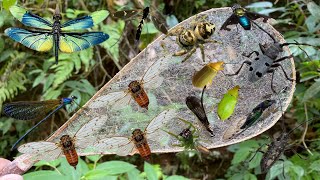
[[220, 14, 238, 31], [89, 91, 131, 109], [246, 12, 269, 22], [112, 10, 141, 19], [142, 58, 168, 89], [59, 32, 109, 53], [18, 142, 62, 161], [150, 11, 168, 34], [9, 5, 53, 29], [2, 100, 60, 120], [146, 109, 176, 139], [75, 117, 107, 147], [61, 10, 109, 31], [94, 137, 134, 156], [5, 28, 53, 52]]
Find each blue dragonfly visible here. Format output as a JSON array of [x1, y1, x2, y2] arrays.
[[5, 5, 109, 64], [2, 96, 77, 150]]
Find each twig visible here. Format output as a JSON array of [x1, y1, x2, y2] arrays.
[[299, 103, 313, 155]]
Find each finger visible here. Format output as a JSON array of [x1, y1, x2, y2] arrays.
[[0, 174, 23, 180]]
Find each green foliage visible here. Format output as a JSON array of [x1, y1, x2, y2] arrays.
[[23, 157, 188, 180]]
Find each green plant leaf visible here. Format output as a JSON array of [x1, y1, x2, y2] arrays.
[[34, 159, 62, 168], [231, 148, 251, 165], [248, 152, 262, 169], [307, 2, 320, 19], [86, 155, 102, 162], [243, 172, 257, 180], [96, 161, 136, 175], [302, 80, 320, 102], [2, 0, 17, 11], [23, 170, 65, 180], [0, 118, 13, 135], [165, 175, 189, 180], [127, 168, 142, 180], [309, 160, 320, 172], [83, 169, 117, 180], [144, 162, 158, 180]]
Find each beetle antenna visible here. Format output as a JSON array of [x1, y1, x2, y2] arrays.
[[251, 20, 276, 43], [281, 40, 314, 61]]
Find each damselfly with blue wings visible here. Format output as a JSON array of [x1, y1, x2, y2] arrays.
[[5, 5, 110, 64]]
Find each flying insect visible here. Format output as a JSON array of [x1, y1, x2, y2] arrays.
[[186, 86, 214, 136], [5, 5, 109, 64], [3, 96, 77, 150], [163, 15, 220, 62], [220, 4, 269, 31], [89, 57, 168, 110], [18, 117, 105, 168], [94, 109, 176, 160]]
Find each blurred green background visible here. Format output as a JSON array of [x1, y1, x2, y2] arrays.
[[0, 0, 320, 179]]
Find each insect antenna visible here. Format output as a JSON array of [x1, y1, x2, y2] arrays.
[[250, 20, 276, 43]]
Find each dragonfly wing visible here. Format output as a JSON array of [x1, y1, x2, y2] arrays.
[[5, 28, 53, 52], [3, 100, 60, 120], [18, 142, 61, 161], [61, 10, 108, 31], [89, 91, 130, 109], [146, 109, 176, 136], [9, 5, 52, 29], [94, 137, 134, 156], [59, 32, 109, 53]]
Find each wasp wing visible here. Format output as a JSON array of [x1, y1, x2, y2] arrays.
[[5, 28, 53, 52], [61, 10, 108, 31], [9, 5, 53, 30], [18, 142, 62, 161], [245, 12, 269, 22], [94, 137, 135, 156], [112, 10, 141, 19], [220, 14, 238, 31], [150, 12, 168, 35], [2, 100, 60, 120], [59, 32, 109, 53], [89, 91, 131, 109]]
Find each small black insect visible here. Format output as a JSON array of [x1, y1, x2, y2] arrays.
[[186, 86, 214, 136], [220, 4, 269, 31], [227, 22, 314, 93], [112, 6, 168, 45]]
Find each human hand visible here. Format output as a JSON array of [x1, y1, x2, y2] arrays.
[[0, 158, 23, 180]]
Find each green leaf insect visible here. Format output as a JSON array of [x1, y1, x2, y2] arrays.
[[217, 85, 240, 121]]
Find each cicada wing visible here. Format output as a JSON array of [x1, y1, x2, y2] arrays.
[[5, 28, 53, 52], [89, 91, 131, 109], [75, 117, 107, 147], [61, 10, 109, 31], [142, 59, 168, 89], [2, 100, 60, 120], [150, 12, 168, 35], [220, 14, 238, 31], [94, 137, 134, 156], [9, 5, 53, 30], [245, 12, 269, 22], [59, 32, 109, 53], [146, 109, 176, 137], [18, 142, 62, 161], [112, 10, 141, 19]]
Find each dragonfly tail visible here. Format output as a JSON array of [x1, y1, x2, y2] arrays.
[[11, 104, 65, 151]]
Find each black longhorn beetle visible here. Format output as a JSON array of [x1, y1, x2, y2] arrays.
[[227, 20, 314, 93]]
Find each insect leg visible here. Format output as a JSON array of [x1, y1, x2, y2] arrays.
[[181, 47, 197, 63], [273, 55, 294, 63], [268, 69, 277, 93], [226, 61, 252, 76], [199, 44, 205, 62], [270, 63, 294, 81], [247, 145, 265, 163], [242, 51, 259, 58]]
